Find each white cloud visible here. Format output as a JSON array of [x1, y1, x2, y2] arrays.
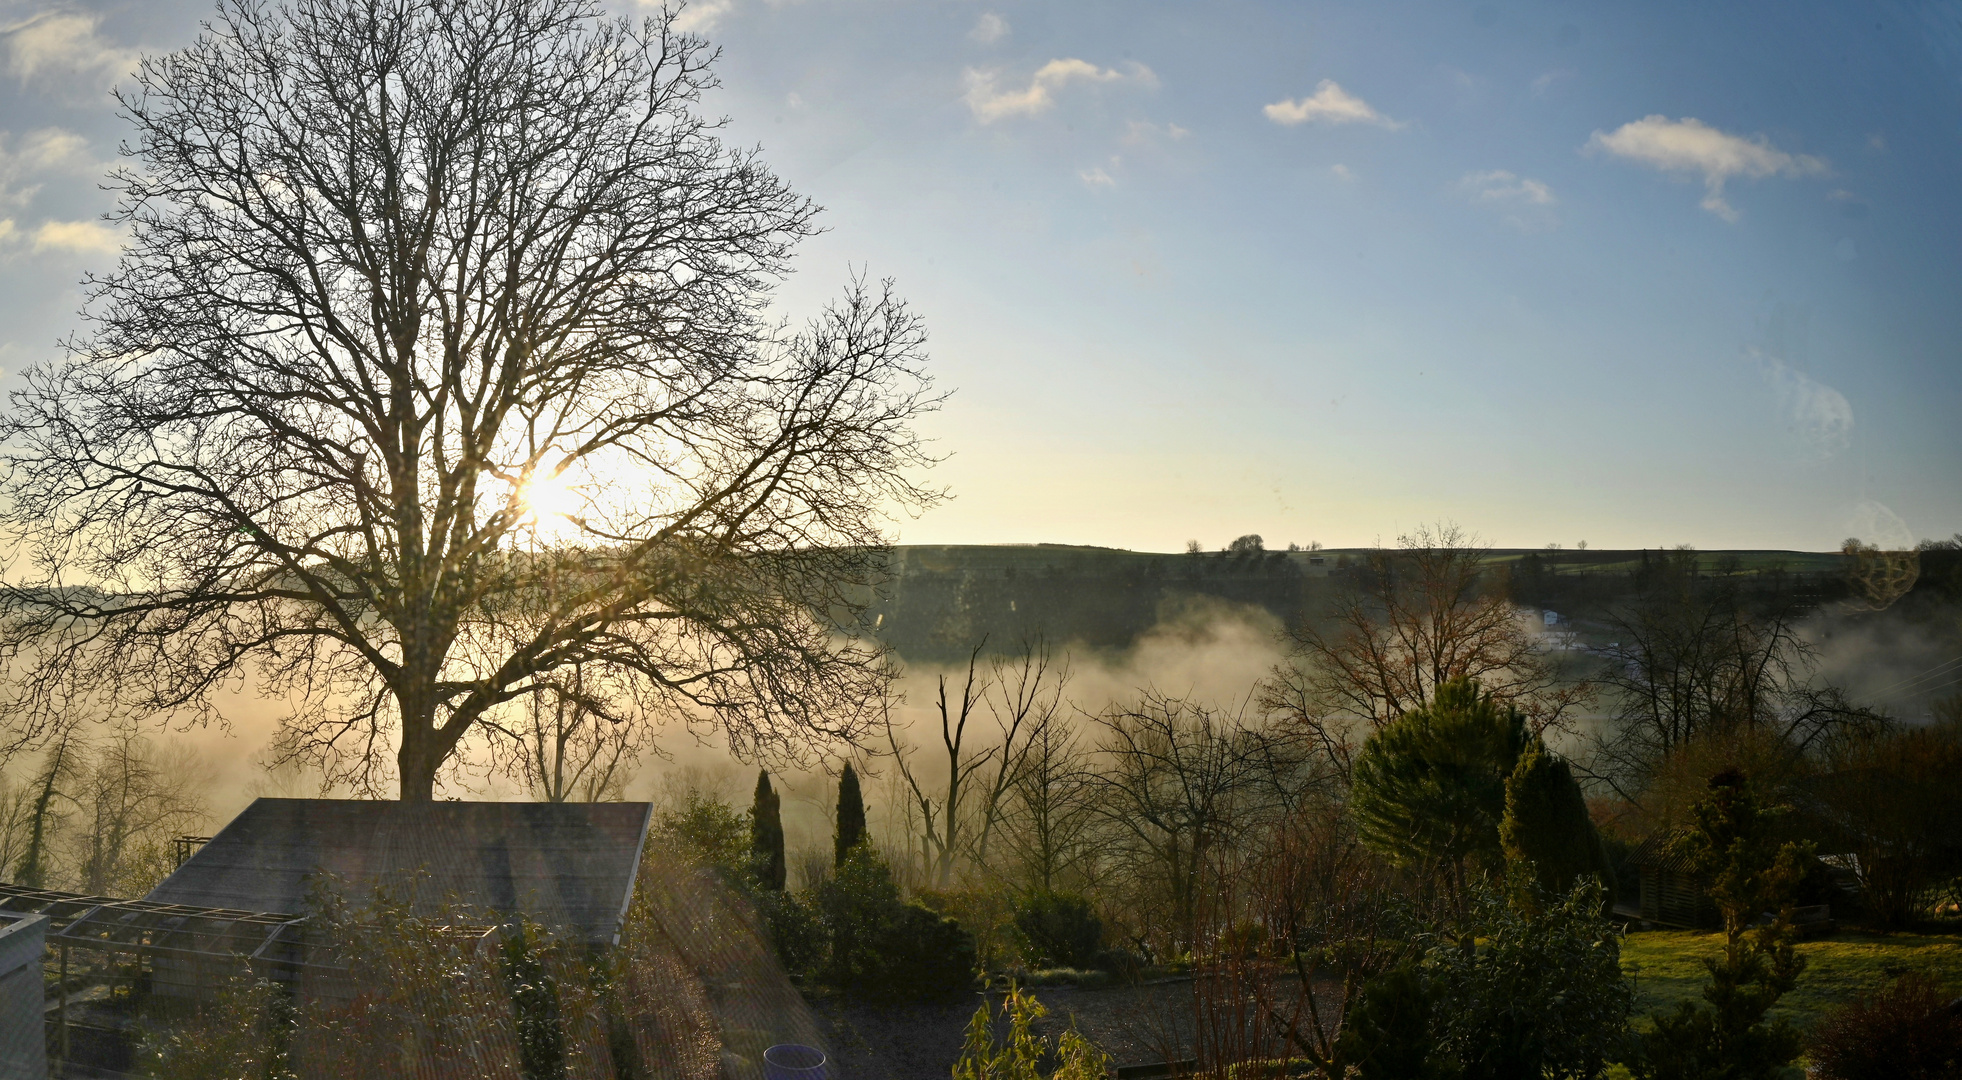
[[962, 59, 1154, 123], [1078, 166, 1115, 189], [29, 218, 118, 254], [969, 12, 1009, 45], [0, 126, 97, 206], [1531, 69, 1572, 94], [1459, 170, 1556, 230], [1122, 119, 1189, 146], [1262, 80, 1401, 129], [670, 0, 737, 32], [1329, 164, 1354, 181], [1586, 115, 1826, 221], [2, 11, 139, 92], [1460, 169, 1554, 205]]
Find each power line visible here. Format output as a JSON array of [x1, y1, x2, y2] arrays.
[[1867, 654, 1962, 701]]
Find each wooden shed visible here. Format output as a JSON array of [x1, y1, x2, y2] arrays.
[[1626, 832, 1720, 928]]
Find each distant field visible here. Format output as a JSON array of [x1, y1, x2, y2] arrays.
[[1620, 928, 1962, 1029]]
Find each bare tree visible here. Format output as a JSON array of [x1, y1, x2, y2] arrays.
[[0, 0, 939, 799], [1591, 552, 1886, 793], [68, 727, 212, 896], [890, 647, 990, 888], [1261, 522, 1585, 784], [1210, 800, 1410, 1080], [996, 711, 1098, 894], [488, 662, 643, 802], [970, 640, 1070, 875], [887, 638, 1064, 888], [9, 728, 79, 888], [1088, 693, 1303, 956]]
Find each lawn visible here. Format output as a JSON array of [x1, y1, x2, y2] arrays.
[[1620, 927, 1962, 1030]]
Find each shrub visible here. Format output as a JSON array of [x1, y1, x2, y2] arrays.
[[750, 886, 825, 976], [1014, 891, 1104, 968], [653, 788, 748, 873], [1090, 947, 1144, 982], [1808, 972, 1962, 1080], [810, 844, 977, 1001], [1501, 738, 1616, 911], [1426, 879, 1630, 1080], [873, 903, 979, 1003], [1335, 960, 1450, 1080], [812, 843, 904, 992]]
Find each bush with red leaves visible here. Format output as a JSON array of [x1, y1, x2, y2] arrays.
[[1808, 972, 1962, 1080]]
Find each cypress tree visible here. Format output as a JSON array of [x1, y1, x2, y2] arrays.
[[835, 763, 866, 868], [750, 769, 786, 891], [1500, 737, 1616, 911]]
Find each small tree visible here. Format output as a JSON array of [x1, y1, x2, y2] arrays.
[[1350, 678, 1528, 899], [10, 729, 78, 888], [835, 763, 867, 867], [749, 770, 786, 892], [1500, 738, 1616, 912], [952, 984, 1110, 1080], [1815, 721, 1962, 928], [1636, 770, 1811, 1080]]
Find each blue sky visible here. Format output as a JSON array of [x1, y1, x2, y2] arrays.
[[2, 0, 1958, 551]]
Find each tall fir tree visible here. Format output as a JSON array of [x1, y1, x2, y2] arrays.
[[750, 769, 787, 891], [835, 763, 867, 868], [1500, 738, 1617, 911]]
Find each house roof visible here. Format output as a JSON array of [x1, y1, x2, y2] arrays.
[[1625, 831, 1700, 874], [143, 798, 653, 945]]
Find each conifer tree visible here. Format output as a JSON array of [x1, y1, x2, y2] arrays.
[[1350, 678, 1528, 898], [1500, 738, 1616, 911], [750, 769, 787, 891], [1637, 770, 1811, 1078], [835, 763, 867, 868]]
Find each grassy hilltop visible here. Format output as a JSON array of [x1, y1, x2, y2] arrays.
[[863, 544, 1861, 666]]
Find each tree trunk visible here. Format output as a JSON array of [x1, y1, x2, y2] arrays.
[[397, 694, 440, 802]]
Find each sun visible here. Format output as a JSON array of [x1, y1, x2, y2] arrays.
[[515, 469, 582, 538]]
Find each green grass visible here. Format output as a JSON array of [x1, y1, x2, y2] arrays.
[[1620, 928, 1962, 1031]]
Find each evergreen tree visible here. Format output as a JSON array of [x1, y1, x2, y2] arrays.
[[1351, 678, 1529, 897], [1500, 738, 1617, 912], [835, 763, 867, 868], [1636, 770, 1811, 1079], [750, 769, 786, 891]]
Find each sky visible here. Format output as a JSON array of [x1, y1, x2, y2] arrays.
[[1, 0, 1958, 553]]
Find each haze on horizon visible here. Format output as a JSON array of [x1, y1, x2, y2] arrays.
[[0, 0, 1956, 553]]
